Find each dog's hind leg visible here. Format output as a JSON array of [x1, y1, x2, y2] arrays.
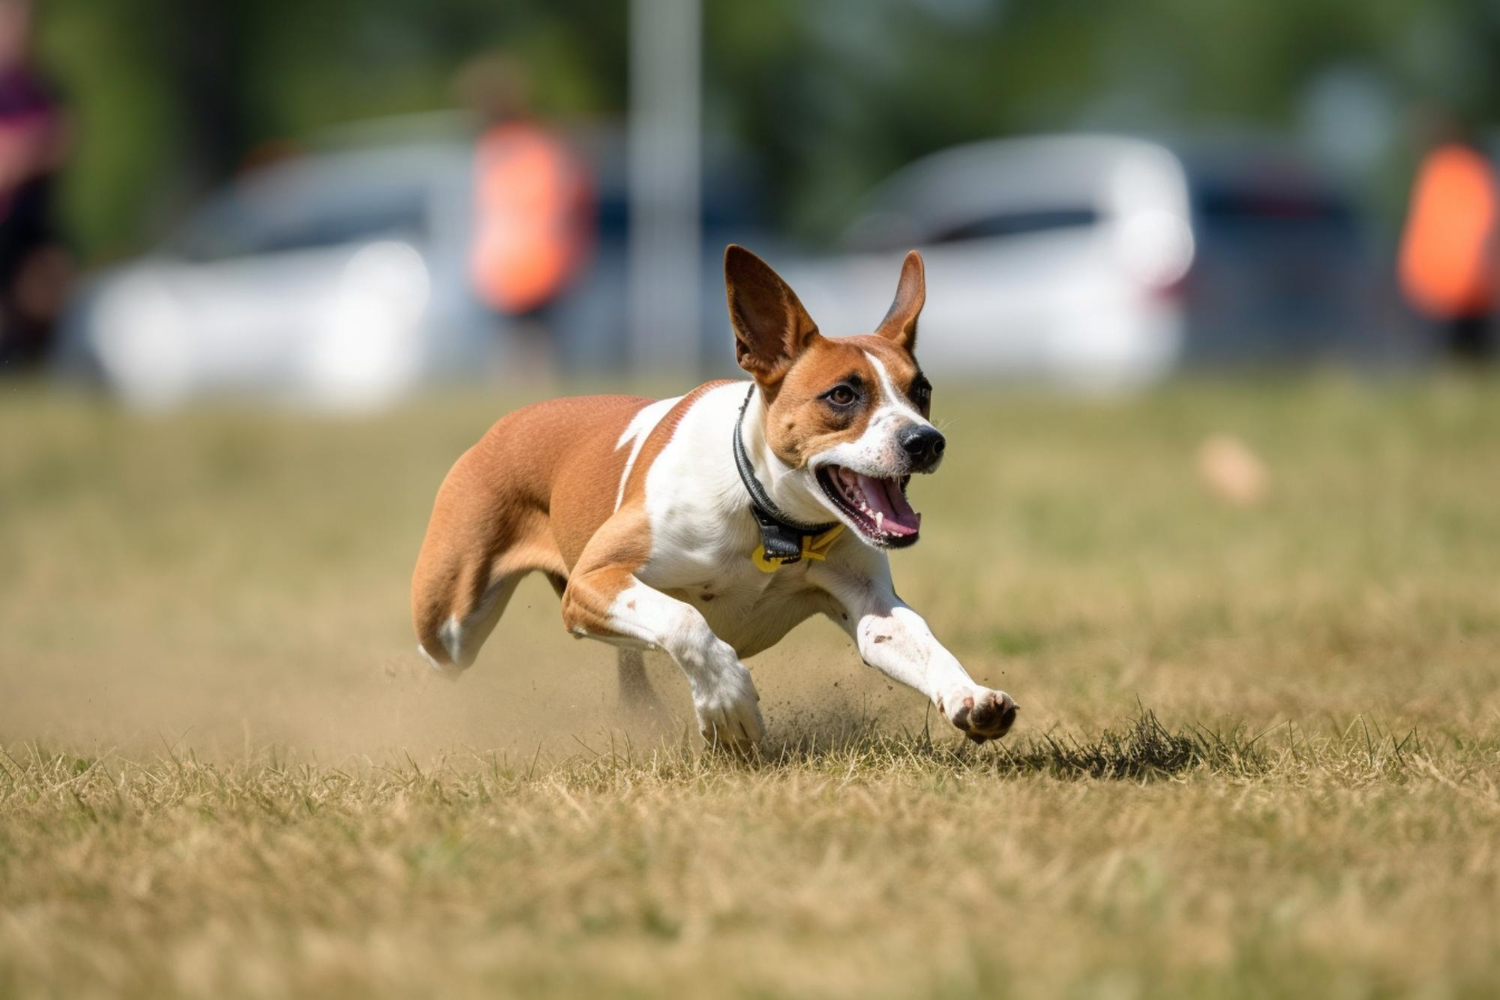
[[416, 571, 522, 675], [413, 485, 566, 676]]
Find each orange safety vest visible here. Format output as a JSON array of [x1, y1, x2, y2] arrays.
[[1398, 144, 1499, 319], [470, 122, 593, 314]]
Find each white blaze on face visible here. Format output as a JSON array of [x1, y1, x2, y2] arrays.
[[865, 351, 930, 429], [811, 352, 935, 479]]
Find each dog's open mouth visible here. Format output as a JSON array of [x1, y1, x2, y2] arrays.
[[816, 466, 921, 547]]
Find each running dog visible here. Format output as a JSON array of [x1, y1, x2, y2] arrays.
[[411, 246, 1017, 749]]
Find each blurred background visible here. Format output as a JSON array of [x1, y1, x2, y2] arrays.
[[6, 9, 1500, 995], [3, 0, 1500, 403]]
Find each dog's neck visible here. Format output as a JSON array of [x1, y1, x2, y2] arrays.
[[737, 385, 837, 529]]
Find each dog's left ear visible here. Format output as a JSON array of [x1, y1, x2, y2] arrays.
[[875, 250, 925, 351]]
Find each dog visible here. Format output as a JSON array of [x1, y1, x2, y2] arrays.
[[411, 246, 1017, 749]]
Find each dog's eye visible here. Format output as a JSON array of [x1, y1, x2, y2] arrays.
[[824, 384, 857, 407], [910, 375, 932, 410]]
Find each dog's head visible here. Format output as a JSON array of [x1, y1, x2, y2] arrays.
[[725, 244, 942, 549]]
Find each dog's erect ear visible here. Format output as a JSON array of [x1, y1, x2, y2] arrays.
[[725, 245, 820, 385], [875, 250, 925, 351]]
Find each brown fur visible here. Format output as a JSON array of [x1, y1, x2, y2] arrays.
[[413, 247, 931, 672], [411, 394, 652, 665], [411, 381, 742, 664], [763, 336, 923, 467], [725, 246, 929, 469], [555, 380, 732, 643]]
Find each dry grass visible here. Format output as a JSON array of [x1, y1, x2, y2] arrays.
[[2, 374, 1499, 998]]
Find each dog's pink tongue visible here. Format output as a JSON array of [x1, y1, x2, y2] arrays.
[[857, 474, 921, 534]]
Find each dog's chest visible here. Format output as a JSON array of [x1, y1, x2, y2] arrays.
[[667, 558, 833, 657], [632, 383, 843, 654]]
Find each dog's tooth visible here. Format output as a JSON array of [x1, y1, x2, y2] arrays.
[[875, 511, 884, 531]]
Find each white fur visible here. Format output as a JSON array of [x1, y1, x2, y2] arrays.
[[614, 395, 683, 511], [569, 379, 1012, 745], [438, 615, 464, 663], [426, 574, 524, 672], [809, 544, 1002, 720], [602, 580, 764, 744], [417, 642, 445, 672], [866, 352, 931, 428]]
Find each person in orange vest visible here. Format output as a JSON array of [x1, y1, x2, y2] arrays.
[[1398, 129, 1498, 360], [471, 122, 593, 315], [458, 56, 594, 369]]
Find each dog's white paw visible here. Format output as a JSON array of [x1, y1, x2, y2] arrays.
[[691, 649, 764, 752], [938, 687, 1018, 743]]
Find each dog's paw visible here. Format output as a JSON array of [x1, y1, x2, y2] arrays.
[[938, 687, 1018, 743], [693, 661, 764, 753]]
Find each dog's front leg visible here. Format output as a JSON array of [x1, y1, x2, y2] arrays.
[[817, 563, 1017, 742], [848, 591, 1018, 742], [561, 563, 764, 749]]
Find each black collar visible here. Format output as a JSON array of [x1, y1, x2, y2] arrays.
[[734, 385, 840, 563]]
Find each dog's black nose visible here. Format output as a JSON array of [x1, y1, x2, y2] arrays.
[[898, 425, 945, 471]]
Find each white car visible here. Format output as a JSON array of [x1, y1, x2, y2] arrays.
[[783, 133, 1375, 389], [55, 119, 783, 406], [56, 129, 495, 410]]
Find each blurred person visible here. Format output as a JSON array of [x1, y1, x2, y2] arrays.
[[1398, 126, 1497, 361], [0, 0, 69, 370], [458, 55, 594, 373]]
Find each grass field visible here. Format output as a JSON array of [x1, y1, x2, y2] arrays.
[[2, 375, 1499, 999]]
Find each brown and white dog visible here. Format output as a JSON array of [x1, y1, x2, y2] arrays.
[[411, 246, 1017, 749]]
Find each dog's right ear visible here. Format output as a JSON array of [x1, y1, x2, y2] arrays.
[[725, 245, 820, 387]]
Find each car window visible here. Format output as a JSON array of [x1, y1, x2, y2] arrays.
[[924, 206, 1100, 245], [170, 185, 431, 262]]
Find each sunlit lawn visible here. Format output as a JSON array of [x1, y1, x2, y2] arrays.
[[2, 373, 1498, 999]]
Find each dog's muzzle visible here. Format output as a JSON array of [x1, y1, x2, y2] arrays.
[[898, 425, 946, 474]]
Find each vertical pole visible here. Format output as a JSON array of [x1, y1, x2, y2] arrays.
[[628, 0, 702, 378]]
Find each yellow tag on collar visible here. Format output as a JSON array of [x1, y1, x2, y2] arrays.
[[752, 524, 845, 573]]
